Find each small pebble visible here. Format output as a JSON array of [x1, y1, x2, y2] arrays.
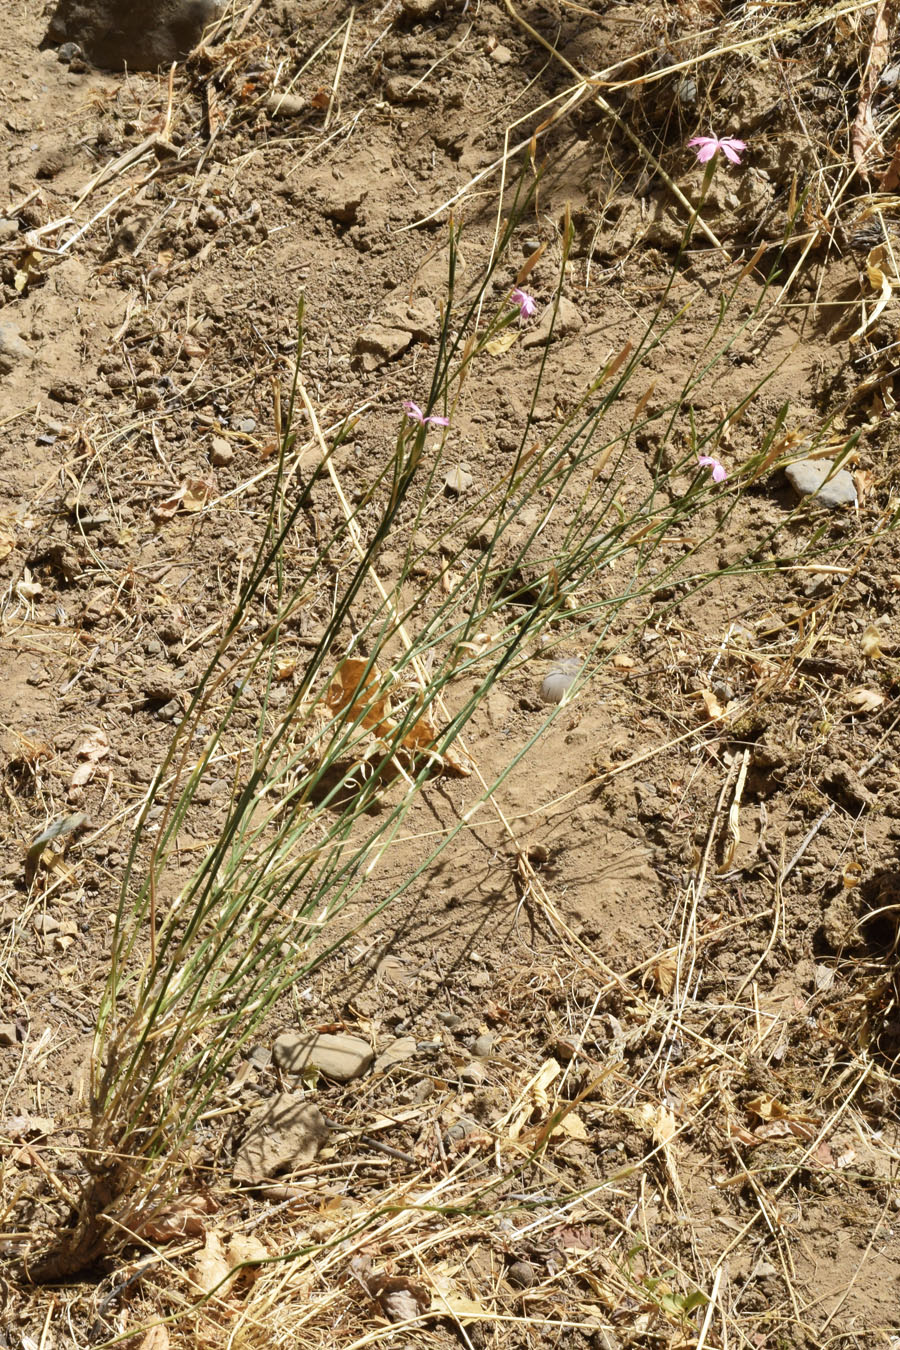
[[471, 1033, 494, 1057], [209, 436, 233, 467], [540, 657, 580, 705], [459, 1061, 486, 1086], [444, 465, 473, 495], [507, 1260, 535, 1289], [236, 416, 257, 434]]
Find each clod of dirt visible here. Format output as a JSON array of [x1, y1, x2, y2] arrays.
[[233, 1094, 330, 1184], [400, 0, 443, 17], [506, 1260, 535, 1289], [209, 436, 233, 466], [273, 1030, 374, 1082], [44, 0, 222, 70], [354, 323, 412, 371], [784, 459, 857, 508], [523, 296, 583, 349], [0, 322, 34, 373], [444, 465, 473, 495]]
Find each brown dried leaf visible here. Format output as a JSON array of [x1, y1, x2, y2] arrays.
[[649, 954, 678, 995], [848, 686, 885, 712], [69, 728, 110, 792], [137, 1193, 218, 1242], [861, 624, 885, 660], [327, 658, 391, 733], [227, 1233, 268, 1285], [137, 1326, 170, 1350], [372, 1277, 429, 1323], [194, 1230, 230, 1294]]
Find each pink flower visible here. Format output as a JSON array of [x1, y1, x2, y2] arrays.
[[698, 454, 727, 483], [688, 135, 747, 165], [511, 287, 537, 320], [403, 400, 449, 427]]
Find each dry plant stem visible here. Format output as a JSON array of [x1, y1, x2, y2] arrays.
[[325, 8, 355, 132]]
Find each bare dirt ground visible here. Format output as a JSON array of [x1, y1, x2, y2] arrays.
[[2, 0, 900, 1346]]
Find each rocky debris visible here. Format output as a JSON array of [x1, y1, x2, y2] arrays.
[[233, 1094, 329, 1184], [490, 43, 514, 64], [784, 459, 857, 508], [321, 185, 367, 225], [26, 538, 84, 583], [471, 1033, 494, 1058], [0, 1024, 17, 1046], [523, 296, 583, 349], [273, 1030, 374, 1082], [264, 92, 306, 118], [373, 1036, 417, 1073], [0, 322, 34, 373], [44, 0, 222, 70]]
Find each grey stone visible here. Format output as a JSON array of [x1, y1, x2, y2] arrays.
[[209, 435, 233, 466], [274, 1030, 374, 1082], [33, 914, 60, 935], [233, 1094, 329, 1184], [459, 1061, 486, 1086], [784, 459, 857, 508], [490, 43, 514, 64], [236, 416, 257, 433], [540, 657, 580, 705], [523, 296, 582, 349], [0, 321, 34, 373], [373, 1036, 417, 1073], [45, 0, 222, 71], [471, 1033, 494, 1058], [0, 1023, 17, 1046], [444, 466, 473, 495]]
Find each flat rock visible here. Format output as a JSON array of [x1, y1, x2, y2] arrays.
[[373, 1036, 417, 1073], [523, 296, 583, 349], [0, 321, 34, 373], [233, 1094, 329, 1184], [273, 1030, 374, 1082], [354, 323, 412, 371], [784, 459, 857, 508], [44, 0, 222, 70]]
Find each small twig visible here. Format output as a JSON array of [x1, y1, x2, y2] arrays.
[[325, 8, 355, 133]]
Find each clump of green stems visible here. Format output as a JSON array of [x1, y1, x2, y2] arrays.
[[28, 168, 874, 1280]]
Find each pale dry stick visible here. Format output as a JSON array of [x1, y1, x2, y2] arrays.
[[695, 1265, 723, 1350], [67, 134, 170, 217], [324, 8, 355, 133]]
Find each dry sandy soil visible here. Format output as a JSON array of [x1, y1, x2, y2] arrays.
[[1, 0, 900, 1346]]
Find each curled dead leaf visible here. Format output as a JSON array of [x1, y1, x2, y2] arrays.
[[194, 1230, 230, 1294], [848, 686, 885, 712], [136, 1192, 218, 1242], [861, 624, 885, 660]]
